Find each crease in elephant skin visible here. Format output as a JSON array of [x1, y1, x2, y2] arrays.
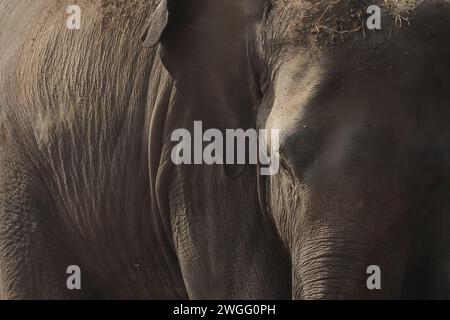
[[0, 0, 449, 300]]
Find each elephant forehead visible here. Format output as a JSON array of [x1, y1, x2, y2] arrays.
[[265, 54, 325, 145], [271, 0, 425, 22], [265, 0, 448, 49], [279, 0, 424, 11]]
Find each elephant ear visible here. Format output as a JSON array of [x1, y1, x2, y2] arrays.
[[141, 0, 169, 48], [143, 0, 269, 178]]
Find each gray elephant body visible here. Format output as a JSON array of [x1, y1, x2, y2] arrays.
[[0, 0, 288, 299], [0, 0, 184, 299], [1, 0, 450, 299]]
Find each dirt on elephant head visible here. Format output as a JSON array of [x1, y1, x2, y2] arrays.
[[266, 0, 450, 50]]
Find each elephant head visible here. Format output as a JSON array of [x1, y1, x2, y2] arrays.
[[143, 0, 450, 299]]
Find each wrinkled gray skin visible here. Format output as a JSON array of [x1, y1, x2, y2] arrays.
[[0, 0, 449, 299]]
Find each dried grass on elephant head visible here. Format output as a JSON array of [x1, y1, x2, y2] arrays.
[[262, 0, 449, 51]]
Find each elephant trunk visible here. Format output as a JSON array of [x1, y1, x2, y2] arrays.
[[291, 232, 404, 299], [268, 158, 413, 299]]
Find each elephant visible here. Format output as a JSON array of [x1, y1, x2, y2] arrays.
[[0, 0, 449, 300]]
